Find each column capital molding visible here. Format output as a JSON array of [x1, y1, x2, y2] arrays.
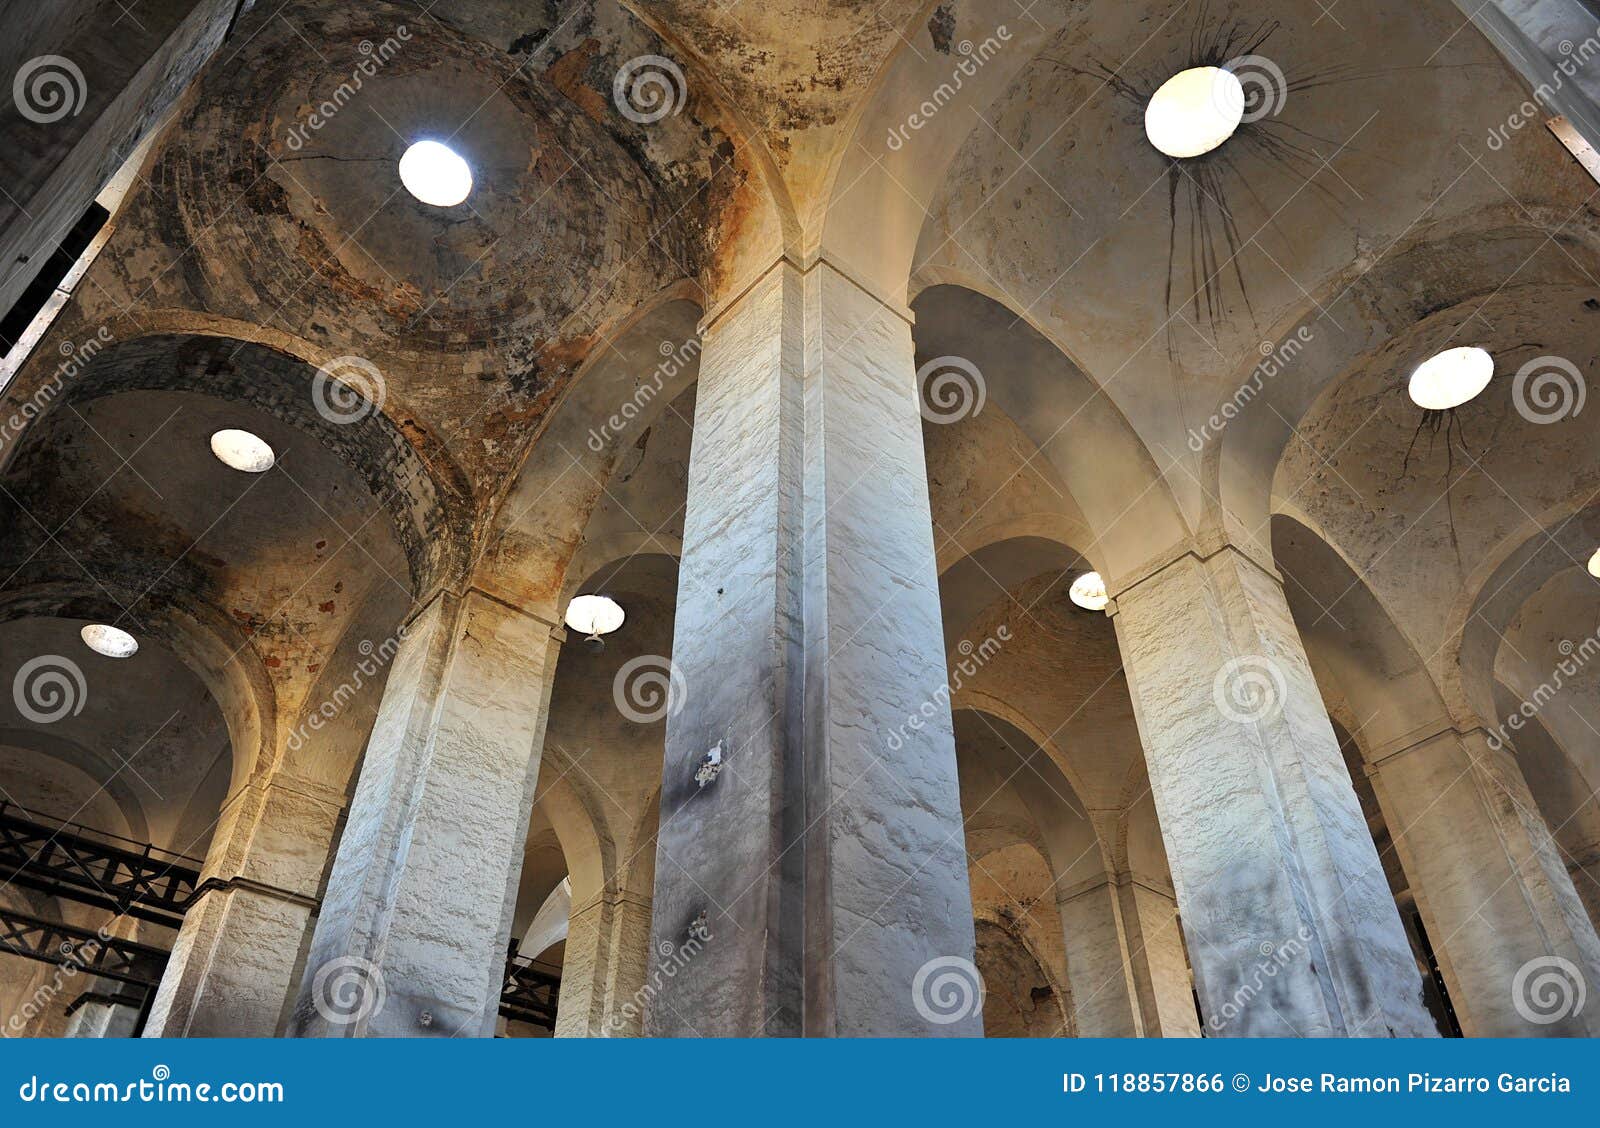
[[1105, 531, 1281, 614], [698, 249, 916, 337], [404, 584, 565, 638], [232, 769, 347, 812], [1365, 722, 1501, 769]]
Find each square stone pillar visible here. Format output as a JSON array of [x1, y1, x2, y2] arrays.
[[1054, 877, 1142, 1036], [646, 255, 978, 1036], [1114, 878, 1200, 1037], [1367, 726, 1600, 1035], [1109, 541, 1435, 1036], [555, 889, 653, 1036], [141, 772, 342, 1036], [289, 589, 562, 1037]]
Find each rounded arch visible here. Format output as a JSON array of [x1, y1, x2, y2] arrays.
[[0, 581, 274, 795], [1, 328, 471, 591], [1224, 214, 1600, 557], [912, 282, 1189, 581]]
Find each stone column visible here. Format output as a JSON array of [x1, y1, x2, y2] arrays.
[[1114, 878, 1200, 1037], [1109, 540, 1435, 1037], [142, 772, 342, 1036], [555, 888, 653, 1036], [289, 589, 562, 1038], [646, 254, 978, 1036], [1365, 725, 1600, 1035], [66, 991, 142, 1038], [1055, 878, 1141, 1036]]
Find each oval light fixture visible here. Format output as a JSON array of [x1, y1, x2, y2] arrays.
[[1069, 571, 1109, 612], [1145, 66, 1245, 159], [1589, 548, 1600, 579], [398, 140, 473, 207], [565, 594, 625, 649], [81, 623, 138, 658], [1408, 346, 1494, 410], [210, 428, 275, 473]]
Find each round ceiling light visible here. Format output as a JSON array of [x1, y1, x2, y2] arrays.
[[1069, 571, 1109, 612], [1408, 346, 1495, 411], [210, 429, 275, 473], [1588, 548, 1600, 579], [1145, 66, 1245, 159], [1408, 347, 1491, 412], [81, 623, 138, 658], [398, 140, 472, 207], [565, 594, 625, 641]]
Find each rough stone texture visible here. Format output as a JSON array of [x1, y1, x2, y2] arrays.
[[1055, 878, 1141, 1037], [1118, 881, 1199, 1038], [0, 0, 235, 316], [647, 256, 977, 1036], [556, 891, 652, 1036], [1112, 544, 1435, 1037], [290, 590, 561, 1037], [1369, 729, 1600, 1035], [143, 773, 343, 1037], [974, 918, 1064, 1038]]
